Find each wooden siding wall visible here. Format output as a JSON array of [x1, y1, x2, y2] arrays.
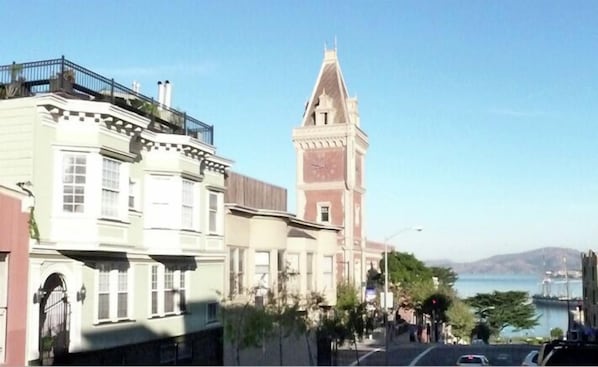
[[225, 171, 287, 211]]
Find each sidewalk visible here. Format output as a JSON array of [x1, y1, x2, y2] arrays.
[[344, 326, 413, 351]]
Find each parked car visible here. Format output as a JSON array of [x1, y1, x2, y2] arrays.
[[521, 350, 538, 366], [456, 354, 491, 366]]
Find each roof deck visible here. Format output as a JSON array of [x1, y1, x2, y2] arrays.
[[0, 57, 213, 145]]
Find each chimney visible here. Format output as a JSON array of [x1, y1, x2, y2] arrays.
[[164, 80, 172, 109], [157, 81, 164, 107], [132, 81, 140, 94]]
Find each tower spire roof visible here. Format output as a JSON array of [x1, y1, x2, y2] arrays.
[[301, 47, 351, 127]]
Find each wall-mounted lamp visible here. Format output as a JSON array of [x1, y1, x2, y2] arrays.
[[33, 287, 46, 304], [76, 284, 87, 302]]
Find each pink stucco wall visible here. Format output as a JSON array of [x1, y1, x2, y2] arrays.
[[0, 190, 30, 366]]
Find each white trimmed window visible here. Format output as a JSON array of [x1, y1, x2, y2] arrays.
[[208, 191, 219, 233], [62, 153, 87, 213], [317, 203, 330, 223], [229, 247, 246, 298], [323, 256, 333, 291], [306, 253, 314, 292], [181, 179, 194, 229], [287, 253, 300, 293], [255, 251, 270, 295], [148, 175, 174, 228], [101, 157, 121, 218], [129, 179, 137, 210], [149, 264, 188, 317], [97, 264, 130, 322]]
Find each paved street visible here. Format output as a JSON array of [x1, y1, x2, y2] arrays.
[[335, 329, 540, 366]]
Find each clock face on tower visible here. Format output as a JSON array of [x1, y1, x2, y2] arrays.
[[307, 150, 342, 182]]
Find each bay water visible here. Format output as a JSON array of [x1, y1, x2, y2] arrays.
[[454, 273, 582, 337]]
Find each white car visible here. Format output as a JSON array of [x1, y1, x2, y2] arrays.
[[521, 350, 539, 366], [456, 354, 491, 366]]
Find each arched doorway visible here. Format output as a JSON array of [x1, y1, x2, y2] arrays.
[[38, 273, 70, 365]]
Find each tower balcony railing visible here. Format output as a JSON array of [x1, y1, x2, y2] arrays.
[[0, 56, 214, 145]]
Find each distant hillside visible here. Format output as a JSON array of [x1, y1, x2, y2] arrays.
[[425, 247, 584, 275]]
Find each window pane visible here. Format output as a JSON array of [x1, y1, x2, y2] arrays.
[[209, 193, 218, 210], [165, 290, 174, 313], [151, 291, 158, 315], [117, 293, 128, 318], [98, 293, 110, 320]]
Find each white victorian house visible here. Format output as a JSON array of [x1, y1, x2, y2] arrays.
[[0, 57, 231, 365]]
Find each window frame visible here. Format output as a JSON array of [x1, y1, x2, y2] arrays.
[[322, 256, 334, 291], [181, 179, 195, 230], [95, 263, 132, 324], [148, 264, 189, 318], [317, 202, 331, 224], [207, 302, 219, 324], [62, 152, 88, 214], [101, 157, 122, 218], [254, 251, 270, 296], [208, 191, 220, 234]]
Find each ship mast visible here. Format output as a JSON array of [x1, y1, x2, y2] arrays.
[[564, 256, 572, 337]]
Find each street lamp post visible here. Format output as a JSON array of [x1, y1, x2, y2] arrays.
[[383, 226, 423, 366]]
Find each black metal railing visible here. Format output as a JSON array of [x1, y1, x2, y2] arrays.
[[0, 56, 214, 145]]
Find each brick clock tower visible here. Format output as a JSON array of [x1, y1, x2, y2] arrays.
[[292, 48, 369, 288]]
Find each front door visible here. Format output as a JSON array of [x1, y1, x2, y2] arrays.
[[39, 273, 70, 365]]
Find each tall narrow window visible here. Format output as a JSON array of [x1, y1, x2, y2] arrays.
[[229, 248, 236, 297], [151, 265, 158, 316], [62, 154, 87, 213], [323, 256, 333, 291], [181, 179, 194, 229], [149, 176, 173, 228], [101, 158, 121, 217], [117, 268, 128, 318], [207, 302, 218, 323], [129, 179, 136, 209], [238, 249, 245, 294], [179, 270, 186, 312], [209, 192, 218, 233], [287, 253, 300, 292], [98, 265, 110, 321], [255, 251, 270, 293], [164, 267, 174, 314], [306, 253, 314, 292], [319, 205, 330, 223]]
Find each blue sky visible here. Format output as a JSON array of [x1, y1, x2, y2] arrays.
[[4, 1, 598, 261]]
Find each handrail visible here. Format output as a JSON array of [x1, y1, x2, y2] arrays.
[[0, 57, 214, 145]]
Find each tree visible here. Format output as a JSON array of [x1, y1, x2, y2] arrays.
[[429, 266, 458, 291], [220, 301, 273, 366], [266, 263, 308, 365], [446, 299, 476, 343], [380, 251, 435, 309], [551, 327, 564, 340], [422, 293, 452, 322], [465, 291, 540, 336], [333, 283, 366, 366]]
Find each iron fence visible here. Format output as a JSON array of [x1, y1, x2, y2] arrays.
[[0, 57, 214, 145]]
